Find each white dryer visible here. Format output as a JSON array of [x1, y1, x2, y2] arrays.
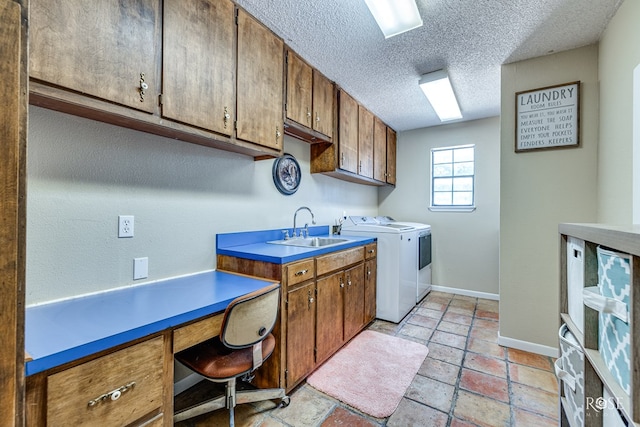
[[341, 216, 418, 323], [376, 217, 432, 303]]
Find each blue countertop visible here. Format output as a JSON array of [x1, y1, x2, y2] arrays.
[[25, 271, 277, 376], [216, 226, 376, 264]]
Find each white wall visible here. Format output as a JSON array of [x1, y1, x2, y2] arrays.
[[26, 106, 378, 304], [598, 0, 640, 223], [499, 45, 599, 352], [378, 117, 501, 296]]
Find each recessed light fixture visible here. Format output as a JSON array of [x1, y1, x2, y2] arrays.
[[419, 70, 462, 122], [364, 0, 423, 39]]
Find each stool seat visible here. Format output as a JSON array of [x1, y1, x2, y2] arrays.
[[176, 334, 275, 380]]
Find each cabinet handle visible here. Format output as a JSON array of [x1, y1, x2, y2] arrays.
[[88, 381, 136, 407], [340, 279, 344, 288], [138, 73, 148, 102], [367, 268, 371, 277], [307, 110, 312, 118], [294, 269, 308, 277], [341, 152, 344, 166], [276, 126, 282, 139], [347, 278, 352, 287], [308, 290, 314, 308], [316, 113, 320, 123], [223, 106, 230, 128], [359, 161, 362, 172]]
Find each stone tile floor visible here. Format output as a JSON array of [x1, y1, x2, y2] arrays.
[[175, 291, 559, 427]]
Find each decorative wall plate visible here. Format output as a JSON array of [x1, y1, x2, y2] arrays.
[[272, 153, 301, 195]]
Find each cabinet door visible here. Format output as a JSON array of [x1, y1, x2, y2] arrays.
[[286, 283, 315, 388], [358, 106, 374, 178], [237, 10, 284, 150], [162, 0, 235, 135], [364, 259, 377, 324], [373, 117, 387, 182], [386, 127, 397, 185], [338, 91, 358, 174], [316, 272, 344, 362], [286, 51, 313, 129], [343, 264, 365, 341], [312, 70, 334, 139], [30, 0, 161, 113]]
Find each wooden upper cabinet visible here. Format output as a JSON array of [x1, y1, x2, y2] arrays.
[[286, 51, 313, 129], [312, 70, 334, 139], [386, 127, 397, 186], [285, 50, 334, 142], [29, 0, 161, 114], [357, 106, 374, 179], [162, 0, 235, 136], [338, 90, 358, 174], [236, 9, 284, 150], [373, 117, 387, 182]]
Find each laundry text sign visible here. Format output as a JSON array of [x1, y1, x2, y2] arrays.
[[515, 81, 580, 152]]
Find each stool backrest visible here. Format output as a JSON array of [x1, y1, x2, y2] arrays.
[[220, 283, 280, 349]]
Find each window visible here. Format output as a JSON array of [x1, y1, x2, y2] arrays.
[[430, 144, 475, 211]]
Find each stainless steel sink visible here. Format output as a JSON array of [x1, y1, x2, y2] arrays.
[[267, 237, 349, 248]]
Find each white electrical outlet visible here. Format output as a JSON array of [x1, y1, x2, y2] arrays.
[[134, 257, 148, 280], [118, 215, 134, 238]]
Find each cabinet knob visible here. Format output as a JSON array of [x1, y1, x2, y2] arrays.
[[308, 290, 314, 308], [223, 106, 230, 128], [316, 113, 320, 123], [294, 269, 308, 277], [138, 73, 147, 102], [307, 111, 312, 118]]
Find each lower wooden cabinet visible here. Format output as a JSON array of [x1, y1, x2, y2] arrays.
[[343, 264, 365, 342], [217, 243, 377, 392], [316, 271, 344, 362], [285, 281, 316, 388], [28, 336, 167, 426]]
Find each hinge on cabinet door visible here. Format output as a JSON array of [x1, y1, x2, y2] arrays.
[[284, 369, 288, 383], [158, 93, 163, 106], [234, 120, 238, 131], [234, 8, 239, 24]]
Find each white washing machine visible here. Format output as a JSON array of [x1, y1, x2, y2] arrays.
[[376, 217, 432, 303], [341, 216, 418, 323]]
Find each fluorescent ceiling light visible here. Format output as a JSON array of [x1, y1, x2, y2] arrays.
[[419, 70, 463, 122], [364, 0, 423, 39]]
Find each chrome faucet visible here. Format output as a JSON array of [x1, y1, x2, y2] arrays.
[[293, 206, 316, 238]]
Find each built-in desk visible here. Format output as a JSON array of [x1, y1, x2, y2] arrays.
[[25, 270, 278, 426]]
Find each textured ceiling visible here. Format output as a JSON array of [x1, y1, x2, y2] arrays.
[[234, 0, 623, 132]]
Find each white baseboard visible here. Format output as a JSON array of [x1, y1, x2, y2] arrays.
[[498, 333, 559, 358], [430, 285, 499, 301], [174, 372, 205, 396]]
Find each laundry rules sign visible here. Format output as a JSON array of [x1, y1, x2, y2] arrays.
[[515, 81, 580, 152]]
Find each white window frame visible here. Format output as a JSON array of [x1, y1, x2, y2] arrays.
[[429, 144, 476, 212]]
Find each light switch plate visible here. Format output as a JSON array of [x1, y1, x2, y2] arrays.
[[133, 257, 148, 280]]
